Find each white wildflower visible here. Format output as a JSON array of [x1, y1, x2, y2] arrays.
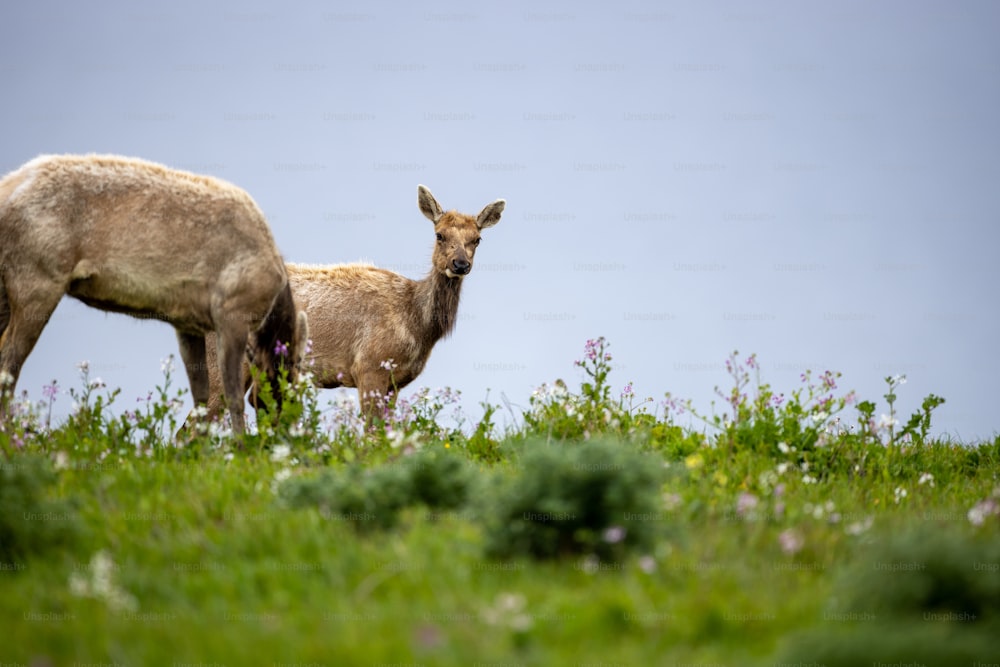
[[845, 517, 873, 535], [877, 413, 899, 430], [69, 551, 137, 613]]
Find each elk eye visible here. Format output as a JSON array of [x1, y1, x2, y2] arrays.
[[436, 233, 444, 242], [472, 238, 481, 246]]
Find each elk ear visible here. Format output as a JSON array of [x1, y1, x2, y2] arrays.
[[477, 199, 505, 229], [417, 185, 444, 223]]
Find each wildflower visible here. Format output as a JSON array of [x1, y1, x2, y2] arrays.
[[53, 451, 70, 470], [379, 358, 398, 371], [270, 444, 291, 462], [893, 487, 907, 504], [274, 340, 289, 357], [621, 382, 633, 398], [69, 551, 137, 613], [918, 472, 935, 487], [845, 517, 873, 535], [481, 592, 532, 631], [968, 498, 999, 527], [90, 377, 105, 389], [76, 361, 90, 374], [802, 474, 817, 485], [662, 492, 683, 511], [778, 529, 803, 555], [877, 413, 898, 430], [777, 441, 790, 454], [160, 356, 175, 374], [270, 468, 293, 493], [603, 526, 627, 544], [820, 370, 837, 391], [735, 492, 759, 518], [42, 380, 59, 401], [684, 453, 704, 470]]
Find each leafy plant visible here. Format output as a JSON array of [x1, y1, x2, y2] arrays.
[[0, 454, 82, 563], [483, 438, 665, 561]]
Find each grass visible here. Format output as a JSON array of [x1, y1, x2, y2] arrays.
[[2, 338, 999, 666]]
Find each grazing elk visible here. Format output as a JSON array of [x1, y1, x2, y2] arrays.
[[0, 154, 308, 435], [197, 185, 504, 423]]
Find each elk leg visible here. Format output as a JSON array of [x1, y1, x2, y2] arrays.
[[355, 370, 392, 427], [0, 274, 10, 343], [0, 279, 64, 413], [216, 327, 249, 436], [175, 332, 209, 405], [199, 331, 240, 421]]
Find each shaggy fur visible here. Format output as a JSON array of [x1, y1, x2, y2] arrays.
[[198, 185, 504, 421], [0, 154, 308, 434]]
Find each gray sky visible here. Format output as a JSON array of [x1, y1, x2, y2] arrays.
[[3, 0, 998, 441]]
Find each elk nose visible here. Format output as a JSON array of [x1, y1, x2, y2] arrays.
[[451, 258, 471, 275]]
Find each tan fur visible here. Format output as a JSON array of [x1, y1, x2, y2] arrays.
[[198, 185, 504, 422], [0, 154, 308, 435]]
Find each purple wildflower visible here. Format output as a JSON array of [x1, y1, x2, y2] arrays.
[[42, 380, 59, 401]]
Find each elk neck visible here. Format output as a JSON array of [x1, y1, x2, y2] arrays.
[[414, 268, 464, 343]]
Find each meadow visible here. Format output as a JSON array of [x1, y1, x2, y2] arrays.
[[2, 337, 998, 666]]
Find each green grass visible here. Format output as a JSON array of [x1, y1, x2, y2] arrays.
[[2, 339, 999, 665]]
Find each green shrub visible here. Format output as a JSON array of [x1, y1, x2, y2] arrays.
[[777, 525, 1000, 667], [483, 438, 665, 561], [278, 464, 410, 531], [0, 455, 82, 563], [844, 525, 1000, 622], [278, 448, 474, 531], [402, 448, 474, 510]]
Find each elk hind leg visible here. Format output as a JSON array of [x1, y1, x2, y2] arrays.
[[175, 331, 212, 432]]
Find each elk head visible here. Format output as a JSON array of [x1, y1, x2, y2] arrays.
[[418, 185, 504, 279]]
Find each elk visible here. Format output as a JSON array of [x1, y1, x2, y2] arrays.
[[197, 185, 504, 423], [0, 154, 308, 435]]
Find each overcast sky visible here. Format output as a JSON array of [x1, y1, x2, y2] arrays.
[[3, 0, 998, 441]]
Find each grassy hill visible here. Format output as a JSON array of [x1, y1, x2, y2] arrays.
[[2, 338, 998, 666]]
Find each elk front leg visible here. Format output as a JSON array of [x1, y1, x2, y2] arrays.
[[215, 328, 249, 436], [355, 369, 393, 428], [0, 279, 64, 420]]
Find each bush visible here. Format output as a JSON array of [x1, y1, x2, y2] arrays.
[[843, 525, 1000, 622], [0, 455, 82, 563], [278, 447, 474, 531], [483, 438, 665, 561], [776, 525, 1000, 666], [402, 448, 474, 510]]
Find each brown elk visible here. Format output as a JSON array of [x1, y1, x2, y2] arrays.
[[197, 185, 504, 423], [0, 154, 308, 435]]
